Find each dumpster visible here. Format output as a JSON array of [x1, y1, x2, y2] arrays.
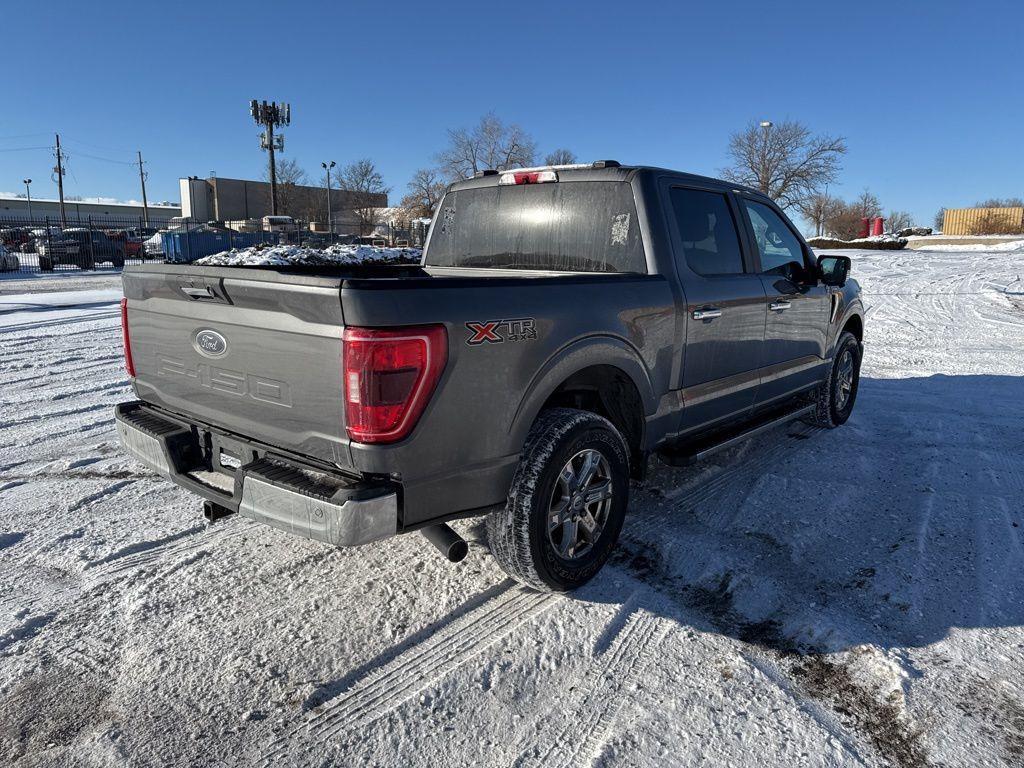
[[163, 229, 274, 263]]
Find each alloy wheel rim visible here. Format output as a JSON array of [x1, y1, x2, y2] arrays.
[[835, 349, 854, 410], [547, 448, 613, 560]]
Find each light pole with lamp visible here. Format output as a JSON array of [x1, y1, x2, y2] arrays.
[[758, 121, 773, 197], [322, 161, 335, 235], [23, 179, 33, 221]]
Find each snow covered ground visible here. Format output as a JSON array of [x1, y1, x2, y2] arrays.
[[2, 247, 1023, 767]]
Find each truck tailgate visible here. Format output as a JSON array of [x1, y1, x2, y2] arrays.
[[122, 266, 350, 467]]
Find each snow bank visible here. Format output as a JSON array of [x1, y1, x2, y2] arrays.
[[193, 243, 422, 267], [808, 234, 907, 250], [916, 238, 1024, 253]]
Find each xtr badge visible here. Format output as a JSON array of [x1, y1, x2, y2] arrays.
[[466, 318, 538, 345]]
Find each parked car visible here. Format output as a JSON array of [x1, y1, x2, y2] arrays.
[[0, 243, 19, 272], [105, 230, 143, 258], [34, 229, 87, 271], [144, 231, 165, 258], [63, 229, 126, 268], [116, 161, 864, 592], [0, 227, 32, 251]]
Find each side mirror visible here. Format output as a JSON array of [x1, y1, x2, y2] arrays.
[[817, 254, 850, 287]]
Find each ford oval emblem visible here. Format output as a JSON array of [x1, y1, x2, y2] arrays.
[[194, 329, 228, 358]]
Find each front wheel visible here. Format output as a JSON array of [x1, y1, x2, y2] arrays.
[[486, 408, 630, 592], [806, 331, 862, 427]]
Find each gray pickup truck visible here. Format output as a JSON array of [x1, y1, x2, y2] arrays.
[[115, 162, 864, 591]]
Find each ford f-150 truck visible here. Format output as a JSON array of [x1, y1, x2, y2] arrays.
[[115, 162, 864, 591]]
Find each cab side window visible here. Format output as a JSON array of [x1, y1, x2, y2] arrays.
[[743, 201, 806, 276], [669, 187, 745, 276]]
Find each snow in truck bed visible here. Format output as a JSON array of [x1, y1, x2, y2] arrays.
[[193, 243, 422, 267]]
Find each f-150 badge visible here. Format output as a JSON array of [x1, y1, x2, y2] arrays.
[[466, 318, 538, 345]]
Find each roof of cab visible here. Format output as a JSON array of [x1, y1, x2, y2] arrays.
[[447, 161, 759, 196]]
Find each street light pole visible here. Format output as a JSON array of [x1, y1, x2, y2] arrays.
[[23, 179, 33, 221], [322, 161, 335, 234], [758, 120, 772, 197]]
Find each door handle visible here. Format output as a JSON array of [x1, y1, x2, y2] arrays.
[[769, 300, 792, 312], [692, 308, 723, 321]]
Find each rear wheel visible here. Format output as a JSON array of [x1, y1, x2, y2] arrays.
[[486, 408, 630, 592], [807, 331, 861, 427]]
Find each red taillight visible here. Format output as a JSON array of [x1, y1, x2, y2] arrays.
[[120, 298, 136, 378], [498, 170, 558, 185], [343, 325, 447, 444]]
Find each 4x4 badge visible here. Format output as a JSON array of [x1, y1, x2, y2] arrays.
[[466, 318, 537, 345]]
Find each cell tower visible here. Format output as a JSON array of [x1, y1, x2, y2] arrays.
[[250, 100, 291, 216]]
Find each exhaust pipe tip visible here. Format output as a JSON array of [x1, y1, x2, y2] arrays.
[[421, 523, 468, 563]]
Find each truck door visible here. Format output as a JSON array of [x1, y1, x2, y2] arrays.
[[665, 184, 767, 432], [738, 197, 830, 406]]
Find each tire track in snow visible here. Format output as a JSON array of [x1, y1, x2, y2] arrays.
[[264, 585, 561, 762], [0, 402, 110, 431], [67, 479, 135, 512], [523, 608, 668, 768], [0, 310, 119, 335]]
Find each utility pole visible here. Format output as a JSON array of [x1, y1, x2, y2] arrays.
[[54, 133, 67, 227], [22, 179, 33, 220], [250, 100, 290, 216], [136, 151, 150, 228], [322, 160, 335, 234]]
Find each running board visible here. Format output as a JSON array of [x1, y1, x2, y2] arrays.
[[658, 404, 815, 467]]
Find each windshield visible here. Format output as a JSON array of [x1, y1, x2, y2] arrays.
[[425, 181, 646, 273]]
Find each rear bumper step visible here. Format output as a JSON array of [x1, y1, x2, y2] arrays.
[[114, 401, 398, 548]]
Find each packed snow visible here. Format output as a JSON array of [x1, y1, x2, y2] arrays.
[[2, 245, 1024, 766], [194, 243, 422, 267]]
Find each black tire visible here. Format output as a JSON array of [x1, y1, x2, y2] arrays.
[[486, 408, 630, 592], [39, 257, 54, 272], [806, 331, 861, 428]]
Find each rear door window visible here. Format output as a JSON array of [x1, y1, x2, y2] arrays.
[[425, 181, 646, 273], [668, 187, 745, 276]]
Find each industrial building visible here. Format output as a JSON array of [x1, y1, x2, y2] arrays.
[[0, 195, 181, 224], [179, 176, 387, 234]]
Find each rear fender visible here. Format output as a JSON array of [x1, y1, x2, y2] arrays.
[[509, 335, 656, 450]]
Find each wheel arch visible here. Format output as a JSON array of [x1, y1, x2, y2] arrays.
[[509, 337, 655, 477]]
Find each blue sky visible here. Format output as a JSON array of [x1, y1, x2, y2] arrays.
[[2, 0, 1021, 229]]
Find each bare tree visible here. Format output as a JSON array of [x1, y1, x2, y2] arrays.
[[974, 197, 1024, 208], [721, 120, 846, 210], [798, 191, 841, 237], [400, 168, 447, 219], [853, 190, 882, 220], [437, 113, 537, 180], [934, 207, 946, 231], [341, 158, 389, 235], [885, 210, 914, 233], [544, 148, 577, 166], [264, 158, 308, 218]]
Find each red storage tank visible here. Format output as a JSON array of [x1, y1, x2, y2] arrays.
[[859, 218, 870, 238], [871, 217, 885, 236]]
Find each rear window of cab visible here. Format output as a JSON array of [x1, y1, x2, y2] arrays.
[[425, 181, 646, 273]]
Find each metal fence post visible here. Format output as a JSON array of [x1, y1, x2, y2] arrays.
[[87, 216, 95, 270]]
